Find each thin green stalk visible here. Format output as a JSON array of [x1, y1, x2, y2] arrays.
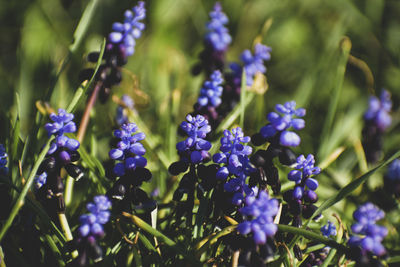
[[0, 246, 6, 267], [0, 136, 54, 242]]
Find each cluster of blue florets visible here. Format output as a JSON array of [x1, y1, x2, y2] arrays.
[[288, 154, 321, 200], [240, 44, 272, 86], [386, 159, 400, 181], [348, 202, 387, 256], [108, 1, 146, 57], [109, 123, 147, 176], [213, 127, 257, 205], [197, 70, 224, 108], [321, 221, 337, 238], [237, 191, 279, 244], [205, 2, 232, 52], [260, 101, 306, 147], [45, 109, 80, 155], [0, 144, 8, 175], [364, 90, 392, 131], [176, 115, 212, 164], [79, 195, 112, 238]]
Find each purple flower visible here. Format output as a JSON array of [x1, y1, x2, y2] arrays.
[[364, 90, 392, 131], [205, 2, 231, 52], [176, 114, 212, 164], [348, 203, 387, 256], [321, 221, 337, 238], [260, 101, 305, 147], [288, 154, 321, 199], [34, 172, 47, 189], [197, 70, 224, 108], [237, 191, 279, 244], [116, 94, 135, 126], [240, 44, 271, 86], [0, 144, 8, 175], [79, 195, 112, 238], [386, 158, 400, 181], [108, 1, 146, 57], [109, 123, 147, 176]]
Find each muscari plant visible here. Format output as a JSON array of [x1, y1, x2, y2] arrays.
[[1, 1, 400, 267]]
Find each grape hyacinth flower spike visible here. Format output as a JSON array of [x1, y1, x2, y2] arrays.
[[74, 195, 111, 265], [348, 203, 387, 265], [193, 2, 231, 75], [237, 191, 279, 245], [212, 127, 257, 205], [35, 109, 83, 212], [240, 43, 272, 86], [79, 1, 146, 103], [258, 101, 306, 147], [362, 89, 392, 163], [107, 122, 153, 209], [115, 94, 135, 127]]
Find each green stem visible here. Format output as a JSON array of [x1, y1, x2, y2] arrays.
[[0, 136, 54, 242], [0, 246, 6, 267]]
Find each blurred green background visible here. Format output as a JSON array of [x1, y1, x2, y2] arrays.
[[1, 0, 400, 232]]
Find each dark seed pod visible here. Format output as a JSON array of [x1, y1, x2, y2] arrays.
[[134, 167, 152, 182], [87, 52, 100, 63], [173, 188, 184, 201], [65, 164, 84, 181], [294, 244, 303, 261], [251, 133, 266, 146], [250, 150, 271, 167], [168, 161, 189, 175], [39, 157, 57, 174], [289, 200, 302, 216], [302, 204, 318, 219], [108, 183, 126, 200], [303, 190, 318, 203], [69, 150, 81, 162], [279, 147, 297, 166]]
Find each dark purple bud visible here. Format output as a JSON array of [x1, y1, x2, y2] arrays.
[[279, 147, 297, 166], [87, 52, 100, 63], [304, 190, 318, 203], [168, 161, 189, 175], [65, 164, 84, 181], [58, 150, 71, 164], [39, 157, 57, 174]]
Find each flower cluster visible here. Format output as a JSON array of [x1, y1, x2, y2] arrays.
[[288, 154, 321, 200], [239, 44, 272, 86], [321, 221, 337, 238], [197, 70, 224, 108], [384, 159, 400, 198], [45, 109, 79, 154], [259, 101, 306, 147], [362, 90, 392, 163], [213, 127, 256, 205], [79, 195, 112, 238], [74, 195, 111, 265], [364, 90, 392, 131], [205, 2, 232, 52], [109, 123, 147, 176], [176, 115, 212, 164], [237, 191, 279, 244], [193, 2, 231, 76], [108, 1, 146, 57], [348, 202, 387, 256], [35, 109, 83, 212], [79, 2, 146, 103], [116, 94, 135, 127], [0, 144, 8, 175]]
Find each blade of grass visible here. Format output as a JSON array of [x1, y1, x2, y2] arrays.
[[0, 246, 6, 267], [318, 37, 351, 159]]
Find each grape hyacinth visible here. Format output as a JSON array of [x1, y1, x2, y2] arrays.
[[176, 114, 212, 164], [108, 1, 146, 57], [192, 2, 231, 76], [205, 2, 232, 52], [213, 127, 257, 205], [79, 2, 146, 103], [362, 90, 392, 163], [74, 195, 111, 265], [383, 159, 400, 198], [348, 203, 387, 265], [258, 101, 306, 147], [287, 154, 321, 200], [237, 191, 279, 245], [36, 109, 83, 213], [196, 70, 224, 108], [107, 122, 153, 207], [320, 221, 337, 238], [0, 144, 8, 175], [239, 43, 272, 86]]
